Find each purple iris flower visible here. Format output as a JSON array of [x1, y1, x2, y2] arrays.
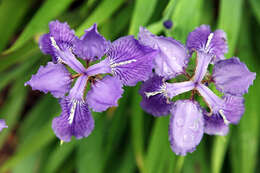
[[138, 25, 256, 155], [0, 119, 7, 132], [25, 20, 157, 142]]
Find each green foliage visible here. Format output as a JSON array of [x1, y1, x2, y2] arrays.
[[0, 0, 259, 173]]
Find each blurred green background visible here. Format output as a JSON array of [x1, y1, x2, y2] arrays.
[[0, 0, 259, 172]]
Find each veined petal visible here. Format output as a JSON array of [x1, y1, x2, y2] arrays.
[[25, 62, 71, 98], [186, 25, 228, 63], [107, 36, 157, 86], [212, 57, 256, 96], [203, 113, 229, 136], [87, 76, 123, 112], [39, 20, 76, 63], [169, 100, 204, 155], [222, 94, 245, 124], [49, 20, 76, 50], [0, 119, 8, 132], [73, 23, 109, 61], [192, 51, 212, 83], [52, 98, 94, 142], [138, 27, 189, 79], [52, 75, 94, 142], [39, 33, 57, 62], [197, 84, 245, 124], [166, 81, 195, 98], [139, 75, 172, 116]]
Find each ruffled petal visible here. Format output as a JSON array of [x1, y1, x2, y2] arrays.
[[139, 75, 172, 116], [25, 62, 71, 98], [107, 36, 157, 86], [73, 23, 109, 61], [0, 119, 8, 132], [138, 27, 189, 79], [49, 20, 76, 50], [212, 57, 256, 96], [52, 98, 94, 142], [169, 100, 204, 155], [52, 75, 94, 142], [186, 25, 228, 62], [222, 94, 245, 124], [203, 113, 229, 136], [196, 84, 245, 124], [87, 76, 123, 112], [39, 33, 57, 62]]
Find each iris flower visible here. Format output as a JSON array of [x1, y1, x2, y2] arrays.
[[25, 20, 157, 142], [139, 25, 256, 155]]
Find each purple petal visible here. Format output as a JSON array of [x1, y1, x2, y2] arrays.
[[73, 23, 109, 61], [85, 56, 112, 76], [68, 75, 87, 100], [52, 98, 94, 142], [139, 75, 172, 116], [56, 49, 86, 73], [0, 119, 8, 132], [222, 94, 245, 124], [107, 36, 157, 86], [49, 20, 76, 50], [39, 33, 57, 62], [166, 81, 195, 98], [212, 57, 256, 96], [52, 75, 93, 142], [203, 113, 229, 136], [25, 62, 71, 98], [138, 27, 189, 79], [193, 51, 212, 83], [186, 25, 228, 63], [169, 100, 204, 155], [196, 84, 245, 124], [87, 76, 123, 112]]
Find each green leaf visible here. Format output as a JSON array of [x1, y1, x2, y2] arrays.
[[130, 87, 146, 173], [229, 12, 259, 173], [0, 79, 27, 148], [171, 0, 204, 42], [7, 0, 74, 52], [249, 0, 260, 24], [0, 56, 39, 92], [0, 0, 34, 51], [0, 119, 56, 172], [43, 141, 76, 173], [145, 117, 175, 173], [76, 114, 106, 173], [129, 0, 158, 35], [76, 0, 126, 36], [211, 135, 230, 173], [0, 41, 39, 72], [217, 0, 243, 57]]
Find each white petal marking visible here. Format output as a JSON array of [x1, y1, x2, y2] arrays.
[[205, 33, 214, 52]]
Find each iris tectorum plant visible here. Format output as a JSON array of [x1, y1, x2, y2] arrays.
[[138, 25, 256, 155], [25, 20, 157, 142]]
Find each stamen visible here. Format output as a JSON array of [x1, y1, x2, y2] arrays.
[[60, 140, 64, 145], [68, 100, 77, 124], [205, 33, 214, 51], [110, 59, 137, 68], [219, 109, 230, 125]]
